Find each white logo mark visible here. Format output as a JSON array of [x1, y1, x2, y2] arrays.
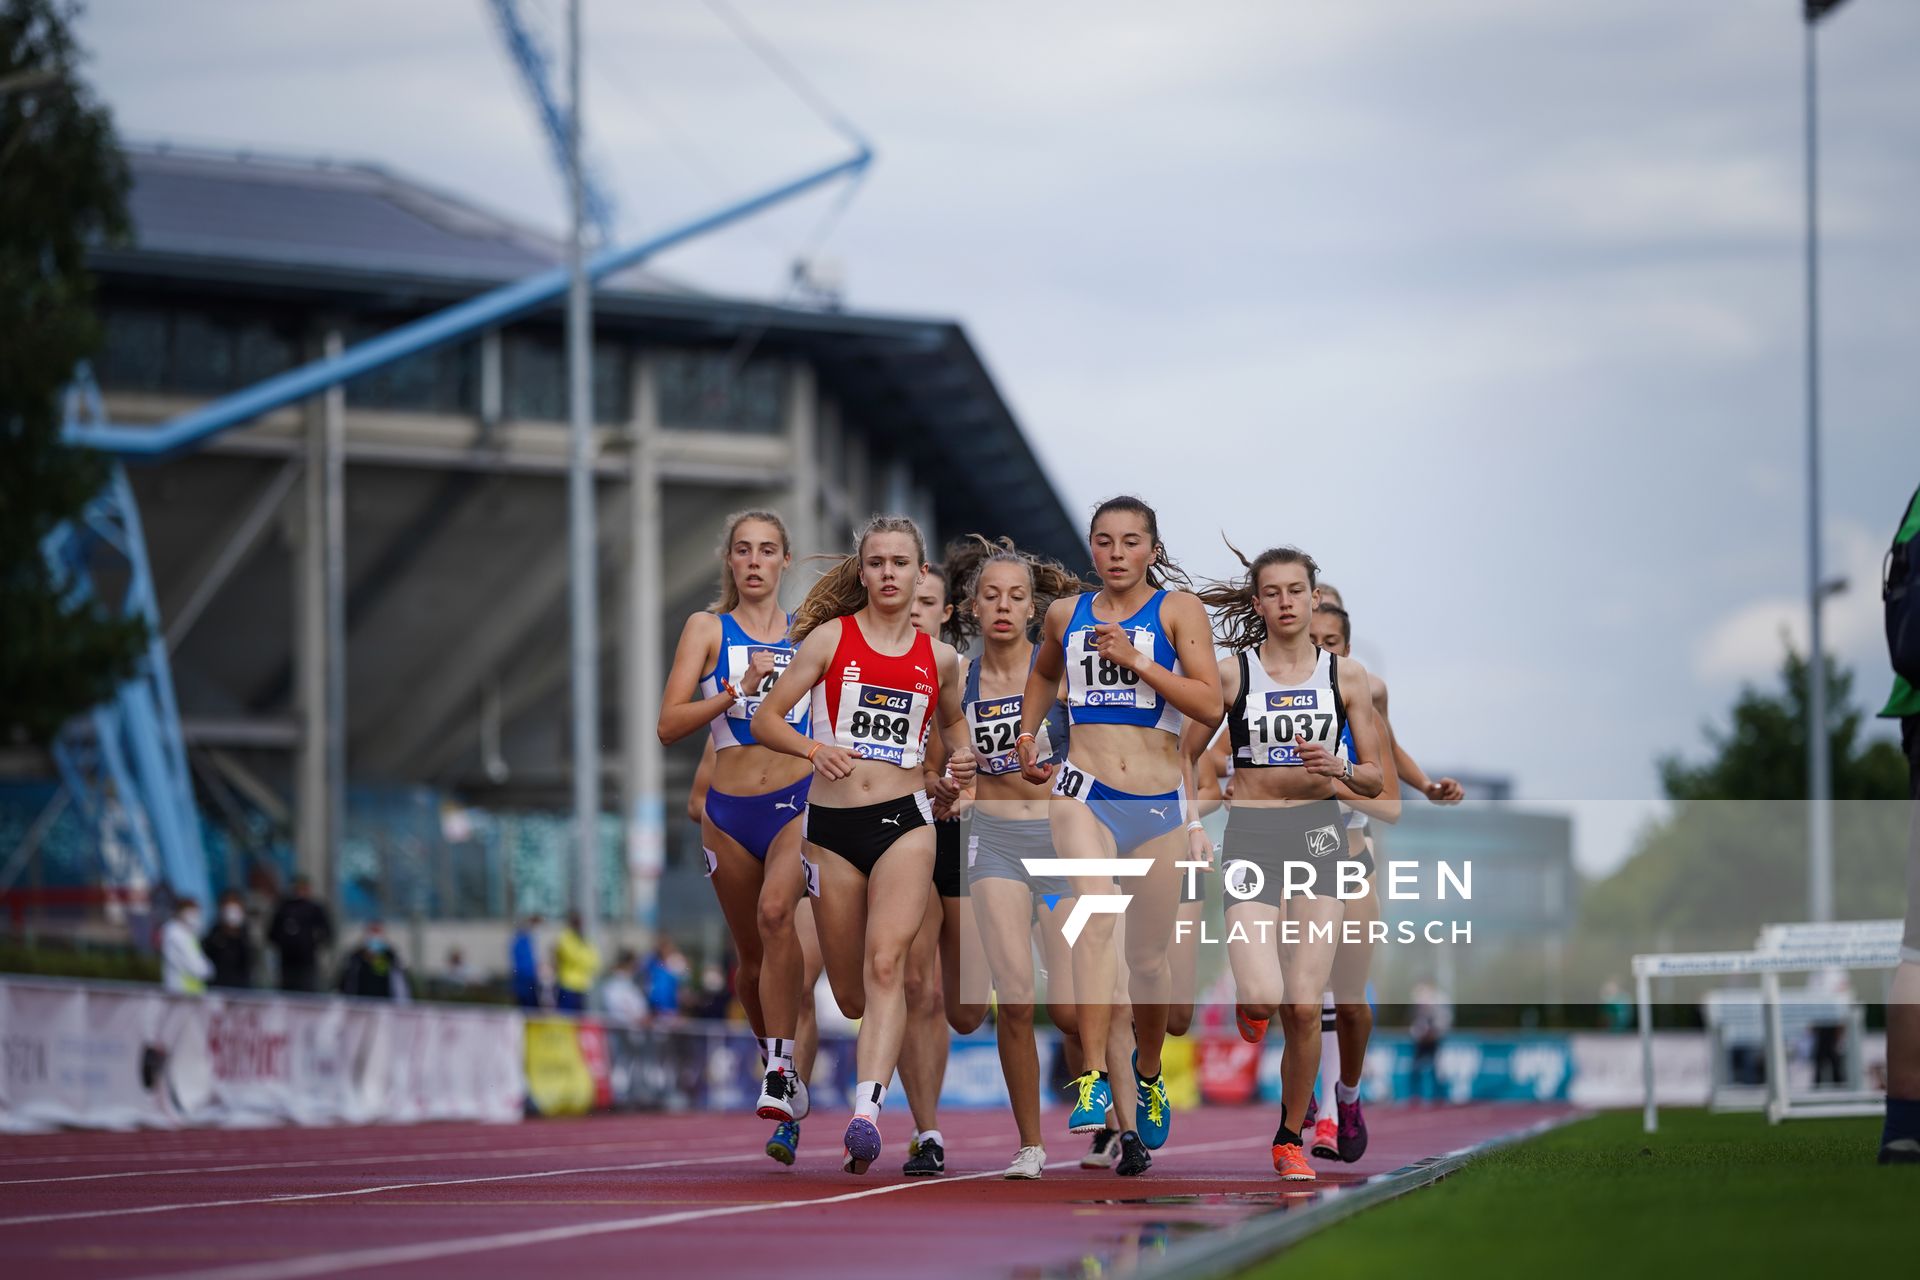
[[881, 815, 901, 827], [1305, 824, 1341, 859], [1019, 859, 1154, 945]]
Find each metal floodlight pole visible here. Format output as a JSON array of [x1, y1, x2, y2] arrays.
[[567, 0, 601, 932], [1804, 8, 1833, 925]]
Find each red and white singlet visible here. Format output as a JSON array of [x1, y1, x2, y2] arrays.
[[809, 616, 939, 769]]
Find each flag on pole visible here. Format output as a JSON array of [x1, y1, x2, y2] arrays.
[[1805, 0, 1852, 23]]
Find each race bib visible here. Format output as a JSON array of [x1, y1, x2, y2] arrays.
[[967, 694, 1050, 776], [1050, 760, 1091, 801], [1241, 686, 1340, 767], [1066, 626, 1160, 711], [832, 680, 931, 768], [723, 643, 804, 724]]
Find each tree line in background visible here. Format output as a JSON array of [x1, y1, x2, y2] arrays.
[[1, 0, 147, 748]]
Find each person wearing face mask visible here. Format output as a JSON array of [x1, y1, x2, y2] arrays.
[[161, 897, 214, 995], [201, 891, 256, 989], [335, 921, 411, 1002]]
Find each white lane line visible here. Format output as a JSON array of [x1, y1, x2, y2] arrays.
[[0, 1152, 770, 1227], [0, 1136, 730, 1185], [123, 1134, 1271, 1280]]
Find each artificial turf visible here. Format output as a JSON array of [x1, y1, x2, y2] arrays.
[[1246, 1109, 1914, 1278]]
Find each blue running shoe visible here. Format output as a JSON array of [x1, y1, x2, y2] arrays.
[[842, 1116, 882, 1174], [766, 1120, 800, 1166], [1067, 1071, 1112, 1134], [1133, 1050, 1171, 1150]]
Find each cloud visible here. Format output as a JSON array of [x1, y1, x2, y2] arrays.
[[1693, 519, 1892, 685]]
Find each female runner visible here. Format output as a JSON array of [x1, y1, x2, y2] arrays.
[[657, 511, 822, 1164], [1188, 544, 1384, 1181], [752, 515, 977, 1173], [897, 560, 990, 1176], [947, 536, 1087, 1178], [1015, 496, 1222, 1172]]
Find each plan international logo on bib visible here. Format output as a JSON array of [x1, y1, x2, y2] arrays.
[[1084, 690, 1139, 707]]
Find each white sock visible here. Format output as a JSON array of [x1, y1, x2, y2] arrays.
[[1336, 1079, 1360, 1104], [854, 1081, 884, 1123], [763, 1037, 795, 1076], [918, 1127, 943, 1150]]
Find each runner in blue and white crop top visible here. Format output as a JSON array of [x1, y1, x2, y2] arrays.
[[1060, 590, 1185, 736], [700, 612, 809, 750]]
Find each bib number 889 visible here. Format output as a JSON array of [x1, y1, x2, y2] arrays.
[[849, 709, 910, 746]]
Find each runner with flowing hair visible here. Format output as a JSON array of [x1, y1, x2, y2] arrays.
[[1015, 496, 1222, 1176], [657, 510, 821, 1165], [752, 515, 977, 1174], [1186, 543, 1386, 1181]]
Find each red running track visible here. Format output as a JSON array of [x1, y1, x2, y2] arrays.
[[0, 1103, 1573, 1279]]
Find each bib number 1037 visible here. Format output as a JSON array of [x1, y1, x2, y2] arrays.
[[1251, 712, 1335, 745]]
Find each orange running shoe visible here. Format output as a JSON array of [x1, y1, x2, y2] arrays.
[[1272, 1141, 1316, 1181], [1236, 1005, 1269, 1044], [1310, 1116, 1339, 1160]]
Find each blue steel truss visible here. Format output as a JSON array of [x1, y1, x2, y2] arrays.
[[485, 0, 617, 242], [44, 366, 212, 910]]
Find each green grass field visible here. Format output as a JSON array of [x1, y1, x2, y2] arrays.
[[1248, 1110, 1914, 1278]]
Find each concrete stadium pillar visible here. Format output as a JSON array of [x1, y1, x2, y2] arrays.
[[294, 329, 346, 902], [784, 361, 821, 567], [622, 351, 665, 937]]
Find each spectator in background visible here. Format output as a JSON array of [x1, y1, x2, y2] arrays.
[[1409, 978, 1453, 1105], [552, 911, 600, 1013], [200, 890, 255, 989], [644, 938, 688, 1019], [689, 960, 732, 1021], [336, 921, 410, 1002], [161, 897, 213, 995], [268, 874, 334, 993], [509, 915, 545, 1008], [442, 947, 479, 990], [601, 949, 646, 1027], [1881, 478, 1920, 1164]]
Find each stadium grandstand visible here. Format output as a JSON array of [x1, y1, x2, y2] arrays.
[[0, 143, 1081, 964]]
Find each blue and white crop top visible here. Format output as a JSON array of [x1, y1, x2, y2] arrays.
[[1060, 590, 1184, 736], [964, 653, 1069, 777], [700, 612, 808, 751]]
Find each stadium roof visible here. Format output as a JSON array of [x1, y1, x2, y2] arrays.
[[94, 144, 1085, 569]]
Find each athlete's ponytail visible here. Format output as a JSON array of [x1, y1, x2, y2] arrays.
[[1088, 495, 1193, 593], [708, 509, 792, 614], [1197, 539, 1321, 650], [947, 534, 1090, 646], [790, 514, 928, 644]]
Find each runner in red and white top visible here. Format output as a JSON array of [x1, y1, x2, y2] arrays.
[[753, 515, 977, 1175]]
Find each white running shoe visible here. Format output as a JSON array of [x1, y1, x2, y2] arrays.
[[1003, 1145, 1047, 1180], [1081, 1127, 1120, 1169], [755, 1069, 798, 1122], [790, 1075, 811, 1122]]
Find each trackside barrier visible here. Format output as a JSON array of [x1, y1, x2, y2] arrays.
[[0, 975, 523, 1131], [1631, 919, 1902, 1132]]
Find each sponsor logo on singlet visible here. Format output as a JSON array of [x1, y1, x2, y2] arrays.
[[975, 697, 1021, 720], [861, 688, 913, 713], [1085, 689, 1137, 707], [1266, 690, 1319, 711]]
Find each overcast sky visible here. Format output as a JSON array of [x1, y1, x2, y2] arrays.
[[79, 0, 1920, 875]]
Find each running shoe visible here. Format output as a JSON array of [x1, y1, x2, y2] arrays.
[[1879, 1137, 1920, 1165], [1067, 1072, 1113, 1134], [756, 1068, 800, 1122], [842, 1115, 882, 1174], [1081, 1127, 1120, 1169], [1310, 1116, 1339, 1161], [789, 1075, 811, 1122], [1003, 1145, 1047, 1180], [902, 1134, 946, 1177], [1133, 1050, 1172, 1150], [766, 1120, 800, 1166], [1115, 1131, 1152, 1177], [1236, 1004, 1269, 1044], [1272, 1141, 1315, 1181], [1336, 1096, 1369, 1163]]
